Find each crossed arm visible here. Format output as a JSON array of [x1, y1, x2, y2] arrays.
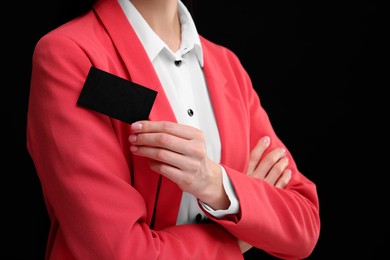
[[128, 120, 292, 254]]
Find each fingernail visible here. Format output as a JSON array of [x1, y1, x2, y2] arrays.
[[131, 122, 142, 131], [262, 136, 270, 145], [129, 135, 137, 143], [130, 145, 138, 152]]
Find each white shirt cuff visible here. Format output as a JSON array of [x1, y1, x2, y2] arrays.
[[199, 165, 239, 218]]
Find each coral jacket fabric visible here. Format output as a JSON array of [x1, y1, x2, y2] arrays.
[[27, 0, 320, 259]]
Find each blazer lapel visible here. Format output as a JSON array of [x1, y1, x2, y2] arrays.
[[201, 39, 249, 171], [201, 44, 230, 166], [94, 0, 183, 230]]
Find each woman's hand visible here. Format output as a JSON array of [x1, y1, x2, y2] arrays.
[[128, 121, 229, 210], [246, 136, 292, 187], [239, 136, 292, 254]]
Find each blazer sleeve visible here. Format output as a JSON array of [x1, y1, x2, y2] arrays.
[[27, 33, 243, 260], [202, 51, 321, 259]]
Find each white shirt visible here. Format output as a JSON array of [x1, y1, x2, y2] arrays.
[[118, 0, 239, 224]]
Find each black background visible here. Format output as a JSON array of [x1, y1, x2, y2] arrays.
[[7, 0, 388, 259]]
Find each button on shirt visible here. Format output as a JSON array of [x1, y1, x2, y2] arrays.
[[118, 0, 239, 224]]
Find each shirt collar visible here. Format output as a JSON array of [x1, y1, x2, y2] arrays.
[[118, 0, 204, 67]]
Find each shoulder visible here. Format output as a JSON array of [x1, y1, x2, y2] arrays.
[[199, 35, 247, 75], [199, 35, 240, 62], [34, 10, 105, 55], [199, 35, 251, 85]]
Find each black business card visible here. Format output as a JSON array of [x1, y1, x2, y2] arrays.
[[77, 66, 157, 124]]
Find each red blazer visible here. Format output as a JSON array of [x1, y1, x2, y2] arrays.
[[27, 0, 320, 259]]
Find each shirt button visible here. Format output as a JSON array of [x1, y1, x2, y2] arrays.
[[187, 109, 194, 116], [195, 213, 202, 223], [174, 60, 182, 67]]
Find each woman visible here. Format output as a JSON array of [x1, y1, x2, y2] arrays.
[[27, 0, 320, 259]]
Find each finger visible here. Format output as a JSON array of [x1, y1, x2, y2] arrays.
[[129, 132, 198, 156], [149, 160, 190, 186], [274, 169, 292, 189], [249, 148, 286, 179], [264, 156, 289, 185], [131, 144, 195, 171], [131, 120, 202, 140], [246, 136, 270, 175], [129, 120, 207, 157]]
